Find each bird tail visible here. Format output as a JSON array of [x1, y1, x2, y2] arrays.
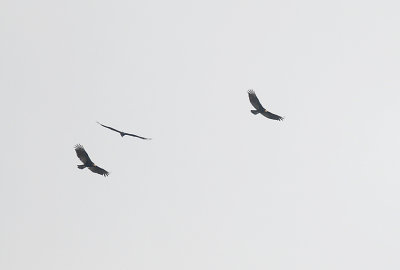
[[251, 110, 259, 115], [77, 165, 86, 169]]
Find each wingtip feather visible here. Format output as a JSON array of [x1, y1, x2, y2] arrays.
[[75, 144, 84, 150], [247, 89, 255, 95]]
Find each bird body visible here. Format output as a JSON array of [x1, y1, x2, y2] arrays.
[[247, 89, 284, 121], [74, 144, 109, 177]]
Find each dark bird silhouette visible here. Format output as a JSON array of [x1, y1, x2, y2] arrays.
[[74, 144, 109, 177], [97, 122, 151, 140], [247, 90, 284, 121]]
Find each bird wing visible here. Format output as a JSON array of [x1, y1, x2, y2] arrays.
[[97, 122, 122, 134], [75, 144, 92, 164], [247, 90, 265, 111], [261, 110, 284, 121], [124, 132, 151, 140], [89, 166, 109, 177]]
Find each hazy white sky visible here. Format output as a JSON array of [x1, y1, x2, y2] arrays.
[[1, 0, 400, 269]]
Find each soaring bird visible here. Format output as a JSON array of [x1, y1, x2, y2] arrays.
[[247, 90, 284, 121], [97, 122, 151, 140], [74, 144, 109, 177]]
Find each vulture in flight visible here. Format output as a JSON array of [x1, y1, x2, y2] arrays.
[[74, 144, 109, 177], [247, 90, 284, 121], [97, 122, 151, 140]]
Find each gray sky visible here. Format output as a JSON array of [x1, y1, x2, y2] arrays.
[[1, 0, 400, 269]]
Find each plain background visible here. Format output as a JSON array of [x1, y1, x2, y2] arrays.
[[1, 0, 400, 269]]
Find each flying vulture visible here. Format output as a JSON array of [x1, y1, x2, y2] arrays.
[[247, 90, 284, 121], [74, 144, 109, 177], [97, 122, 151, 140]]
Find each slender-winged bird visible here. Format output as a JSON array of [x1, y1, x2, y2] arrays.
[[74, 144, 109, 177], [247, 90, 284, 121], [97, 122, 151, 140]]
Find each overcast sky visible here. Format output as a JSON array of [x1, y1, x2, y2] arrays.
[[1, 0, 400, 269]]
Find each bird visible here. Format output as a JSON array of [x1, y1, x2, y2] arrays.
[[97, 122, 151, 140], [74, 144, 109, 177], [247, 89, 284, 121]]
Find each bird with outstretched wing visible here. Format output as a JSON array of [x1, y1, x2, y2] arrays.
[[75, 144, 109, 177], [247, 90, 284, 121], [97, 122, 151, 140]]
